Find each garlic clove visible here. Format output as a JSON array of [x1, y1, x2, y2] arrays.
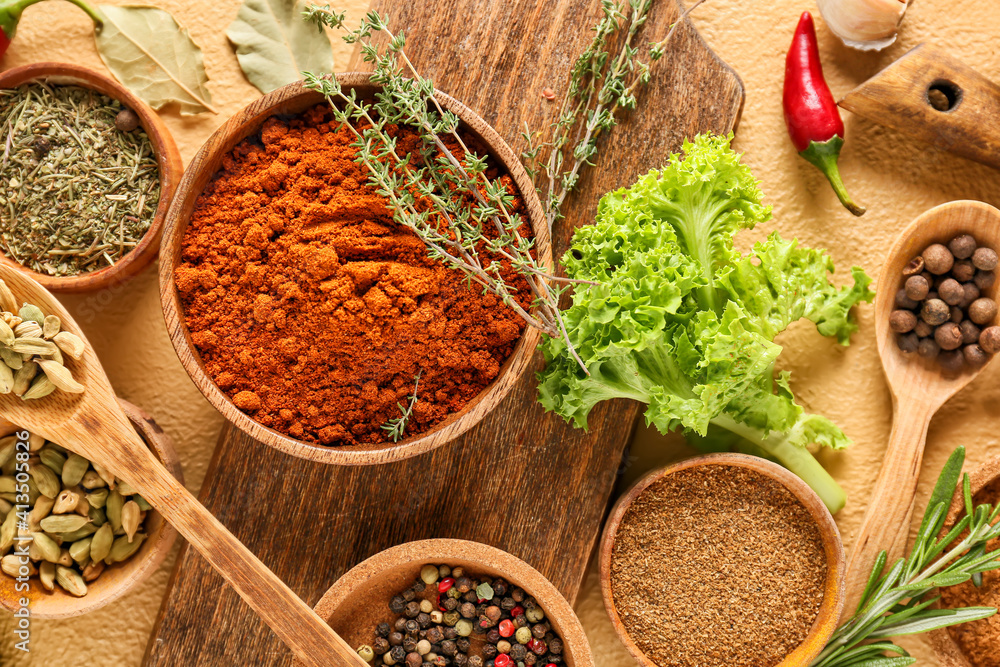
[[817, 0, 909, 51]]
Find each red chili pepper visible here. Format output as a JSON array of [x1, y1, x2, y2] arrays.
[[783, 12, 865, 217], [0, 0, 102, 60]]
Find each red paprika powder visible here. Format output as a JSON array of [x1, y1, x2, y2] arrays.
[[176, 104, 531, 446]]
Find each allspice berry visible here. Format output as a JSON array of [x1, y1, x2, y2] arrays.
[[897, 332, 920, 353], [914, 320, 933, 338], [920, 299, 950, 326], [953, 260, 976, 282], [935, 322, 963, 351], [115, 108, 140, 132], [917, 338, 940, 359], [979, 326, 1000, 354], [969, 298, 999, 326], [973, 247, 999, 271], [949, 234, 977, 260], [975, 270, 996, 291], [950, 307, 964, 324], [962, 283, 981, 309], [924, 243, 955, 275], [889, 310, 917, 333], [960, 320, 982, 345], [964, 344, 989, 366], [896, 289, 919, 310], [939, 350, 965, 373], [904, 275, 930, 301], [939, 278, 965, 306]]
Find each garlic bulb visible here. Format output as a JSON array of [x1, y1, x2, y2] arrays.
[[816, 0, 909, 51]]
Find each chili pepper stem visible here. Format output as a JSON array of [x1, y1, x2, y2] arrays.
[[800, 136, 866, 217], [0, 0, 102, 39]]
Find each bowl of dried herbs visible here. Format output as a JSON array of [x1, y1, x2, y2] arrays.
[[600, 453, 846, 667], [0, 398, 182, 618], [300, 539, 594, 667], [0, 62, 182, 293]]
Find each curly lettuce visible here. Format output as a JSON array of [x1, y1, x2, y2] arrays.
[[538, 133, 873, 513]]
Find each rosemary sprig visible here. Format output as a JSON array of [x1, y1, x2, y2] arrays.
[[521, 0, 707, 232], [811, 447, 1000, 667], [381, 371, 421, 442], [302, 6, 590, 373]]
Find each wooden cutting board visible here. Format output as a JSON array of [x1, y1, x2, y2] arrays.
[[144, 0, 743, 663]]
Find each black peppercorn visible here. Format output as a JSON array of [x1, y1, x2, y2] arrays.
[[462, 591, 478, 603], [412, 580, 426, 593], [454, 654, 468, 667], [390, 646, 406, 663], [405, 620, 420, 635], [455, 577, 472, 594], [440, 640, 457, 657], [493, 579, 508, 597], [31, 136, 52, 159], [443, 626, 458, 640], [405, 601, 421, 618], [483, 644, 498, 659], [403, 588, 416, 602], [377, 623, 392, 638], [395, 618, 408, 632], [514, 615, 528, 629], [405, 652, 422, 667], [486, 628, 501, 643], [390, 596, 407, 614], [500, 597, 517, 611], [468, 657, 484, 667], [485, 606, 502, 623], [443, 597, 459, 612], [403, 636, 418, 652], [524, 654, 537, 666], [532, 623, 548, 639], [456, 638, 470, 653], [374, 638, 391, 655], [418, 613, 432, 629], [426, 627, 444, 644], [389, 632, 404, 647], [510, 644, 527, 661], [459, 602, 476, 619], [549, 637, 563, 654]]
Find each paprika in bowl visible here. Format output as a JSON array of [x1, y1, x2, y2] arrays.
[[159, 73, 550, 466]]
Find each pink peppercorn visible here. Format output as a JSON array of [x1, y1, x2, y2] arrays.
[[438, 577, 455, 593], [498, 619, 515, 637], [511, 605, 524, 618], [494, 656, 512, 667]]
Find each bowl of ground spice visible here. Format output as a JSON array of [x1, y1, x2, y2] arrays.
[[300, 538, 594, 667], [931, 455, 1000, 667], [0, 63, 182, 293], [600, 453, 846, 667], [159, 73, 549, 465]]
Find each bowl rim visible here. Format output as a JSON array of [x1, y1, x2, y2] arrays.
[[0, 62, 183, 294], [0, 397, 183, 618], [309, 538, 595, 667], [158, 72, 550, 466], [929, 454, 1000, 667], [598, 453, 847, 667]]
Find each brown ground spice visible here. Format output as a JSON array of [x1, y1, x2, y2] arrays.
[[610, 464, 828, 667], [176, 104, 530, 446], [942, 478, 1000, 667]]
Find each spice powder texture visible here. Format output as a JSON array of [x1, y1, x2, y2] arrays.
[[610, 464, 828, 667], [941, 478, 1000, 667], [176, 105, 530, 446]]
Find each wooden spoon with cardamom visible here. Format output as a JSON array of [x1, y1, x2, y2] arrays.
[[0, 264, 364, 667]]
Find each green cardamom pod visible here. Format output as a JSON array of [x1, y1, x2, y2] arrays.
[[121, 500, 141, 542], [52, 489, 80, 515], [37, 359, 84, 393], [106, 532, 146, 564], [68, 536, 92, 565], [42, 315, 60, 339], [0, 477, 15, 495], [31, 532, 62, 563], [0, 363, 13, 394], [28, 496, 54, 532], [11, 338, 56, 356], [2, 555, 35, 577], [0, 282, 16, 314], [86, 488, 109, 509], [39, 448, 66, 476], [21, 375, 55, 401], [55, 565, 87, 597], [25, 476, 39, 506], [56, 548, 72, 567], [0, 511, 16, 554], [28, 434, 44, 452], [82, 559, 104, 582], [80, 470, 106, 490], [116, 481, 136, 496], [45, 345, 64, 365], [11, 361, 37, 396], [61, 453, 89, 487], [88, 505, 106, 527], [18, 304, 44, 326], [29, 464, 60, 499], [0, 498, 12, 519], [58, 524, 97, 543], [133, 495, 152, 512], [89, 523, 113, 563], [39, 561, 55, 591], [0, 319, 14, 346], [106, 489, 124, 532], [39, 514, 89, 533], [92, 462, 115, 488], [0, 347, 22, 370], [14, 320, 42, 339], [0, 437, 16, 468], [52, 331, 84, 360]]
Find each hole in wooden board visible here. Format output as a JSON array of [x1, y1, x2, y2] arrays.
[[927, 80, 962, 112]]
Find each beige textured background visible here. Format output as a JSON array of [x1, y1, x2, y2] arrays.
[[1, 0, 998, 665]]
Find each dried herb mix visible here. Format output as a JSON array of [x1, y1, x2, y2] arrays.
[[610, 464, 828, 667], [177, 105, 530, 446], [941, 478, 1000, 667], [0, 82, 160, 276]]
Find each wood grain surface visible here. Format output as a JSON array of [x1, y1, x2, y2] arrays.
[[145, 1, 744, 663]]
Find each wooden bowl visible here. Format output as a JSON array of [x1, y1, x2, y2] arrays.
[[0, 62, 182, 293], [0, 398, 183, 618], [159, 72, 550, 466], [301, 538, 594, 667], [599, 453, 846, 667], [930, 455, 1000, 666]]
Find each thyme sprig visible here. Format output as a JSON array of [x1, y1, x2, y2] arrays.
[[381, 371, 421, 442], [811, 447, 1000, 667], [302, 6, 590, 372], [521, 0, 707, 232]]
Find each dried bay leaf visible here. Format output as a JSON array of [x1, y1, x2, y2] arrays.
[[94, 6, 217, 115], [226, 0, 334, 94]]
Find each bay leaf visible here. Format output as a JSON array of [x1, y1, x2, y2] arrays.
[[94, 6, 217, 115], [226, 0, 334, 94]]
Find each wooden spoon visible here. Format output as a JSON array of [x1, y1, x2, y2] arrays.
[[843, 200, 1000, 617], [0, 265, 364, 666]]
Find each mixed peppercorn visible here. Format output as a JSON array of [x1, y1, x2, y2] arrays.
[[892, 234, 999, 369], [357, 564, 565, 667]]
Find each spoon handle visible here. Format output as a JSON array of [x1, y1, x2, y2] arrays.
[[841, 398, 935, 618], [108, 425, 364, 666]]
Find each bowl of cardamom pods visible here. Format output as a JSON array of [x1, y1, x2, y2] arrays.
[[0, 62, 183, 293], [0, 399, 182, 618]]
